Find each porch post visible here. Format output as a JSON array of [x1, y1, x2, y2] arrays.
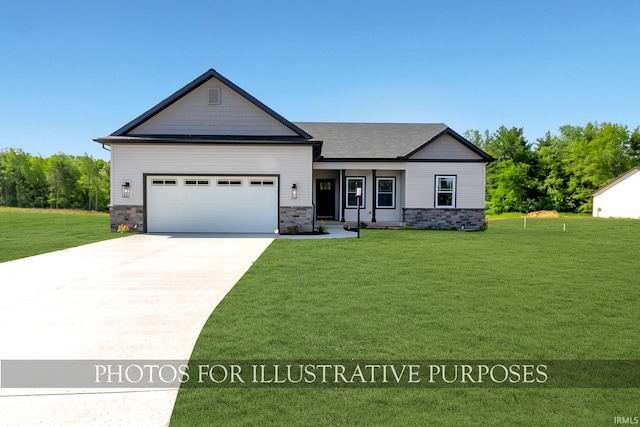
[[371, 169, 377, 222], [340, 169, 346, 222]]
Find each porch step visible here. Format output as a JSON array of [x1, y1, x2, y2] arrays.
[[319, 220, 407, 230]]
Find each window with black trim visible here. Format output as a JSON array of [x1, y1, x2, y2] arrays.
[[376, 177, 395, 208], [435, 175, 456, 208], [152, 179, 177, 186], [250, 179, 275, 186], [346, 177, 365, 208], [185, 179, 210, 186], [217, 179, 242, 186]]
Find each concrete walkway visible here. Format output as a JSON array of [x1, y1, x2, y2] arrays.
[[277, 224, 357, 239], [0, 233, 274, 426]]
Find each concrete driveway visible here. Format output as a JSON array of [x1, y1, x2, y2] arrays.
[[0, 233, 274, 426]]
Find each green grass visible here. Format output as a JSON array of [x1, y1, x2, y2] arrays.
[[172, 217, 640, 426], [0, 207, 122, 263]]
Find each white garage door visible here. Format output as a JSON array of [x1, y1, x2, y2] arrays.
[[146, 176, 278, 233]]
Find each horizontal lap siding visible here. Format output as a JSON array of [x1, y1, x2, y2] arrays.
[[405, 162, 486, 209], [111, 144, 312, 206], [129, 77, 297, 136], [410, 134, 483, 160]]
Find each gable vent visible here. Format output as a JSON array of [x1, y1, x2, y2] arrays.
[[208, 87, 221, 105]]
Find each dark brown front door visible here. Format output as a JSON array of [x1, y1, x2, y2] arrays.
[[316, 179, 336, 219]]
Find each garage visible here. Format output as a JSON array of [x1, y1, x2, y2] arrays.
[[146, 175, 278, 233]]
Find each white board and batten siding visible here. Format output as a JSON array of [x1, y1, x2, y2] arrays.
[[592, 168, 640, 218], [129, 77, 298, 137], [110, 144, 313, 208]]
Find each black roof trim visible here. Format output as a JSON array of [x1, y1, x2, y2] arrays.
[[97, 134, 308, 143], [111, 68, 312, 140], [316, 157, 488, 163], [94, 136, 322, 147], [400, 128, 494, 161]]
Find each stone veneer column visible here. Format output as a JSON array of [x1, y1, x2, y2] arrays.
[[279, 206, 314, 234], [403, 208, 486, 231], [110, 205, 144, 232]]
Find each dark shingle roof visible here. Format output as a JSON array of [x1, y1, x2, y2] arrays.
[[294, 122, 492, 160]]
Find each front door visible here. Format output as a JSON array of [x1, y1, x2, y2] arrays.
[[316, 179, 336, 219]]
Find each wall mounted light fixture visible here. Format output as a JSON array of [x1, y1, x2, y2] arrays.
[[291, 183, 298, 199], [122, 182, 131, 198]]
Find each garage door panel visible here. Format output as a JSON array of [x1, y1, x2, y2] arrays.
[[146, 176, 278, 233]]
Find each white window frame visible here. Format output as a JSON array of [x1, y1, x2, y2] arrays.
[[435, 175, 456, 208], [376, 177, 396, 209], [346, 177, 365, 208]]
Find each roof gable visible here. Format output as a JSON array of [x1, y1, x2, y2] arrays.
[[591, 166, 640, 197], [404, 128, 492, 161], [295, 122, 493, 161], [112, 69, 311, 140]]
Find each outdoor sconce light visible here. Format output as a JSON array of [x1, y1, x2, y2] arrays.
[[122, 182, 131, 198], [291, 183, 298, 199]]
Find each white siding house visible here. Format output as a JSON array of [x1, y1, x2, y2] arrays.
[[96, 69, 493, 233], [592, 167, 640, 219]]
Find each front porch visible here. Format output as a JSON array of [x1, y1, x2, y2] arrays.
[[311, 167, 486, 231], [312, 168, 405, 224]]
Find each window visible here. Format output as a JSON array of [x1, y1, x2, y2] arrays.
[[185, 179, 210, 186], [435, 175, 456, 208], [217, 179, 242, 186], [376, 177, 395, 209], [319, 181, 332, 191], [346, 177, 365, 208], [250, 179, 275, 186], [152, 179, 176, 186]]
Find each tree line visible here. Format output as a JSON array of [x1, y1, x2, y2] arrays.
[[0, 148, 110, 211], [465, 122, 640, 213]]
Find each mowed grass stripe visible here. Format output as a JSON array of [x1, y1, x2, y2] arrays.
[[0, 207, 121, 263], [172, 218, 640, 426]]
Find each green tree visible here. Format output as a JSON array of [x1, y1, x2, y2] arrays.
[[560, 122, 633, 212], [482, 126, 538, 213], [47, 154, 80, 209]]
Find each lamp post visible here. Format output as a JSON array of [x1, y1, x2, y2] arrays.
[[356, 186, 362, 239]]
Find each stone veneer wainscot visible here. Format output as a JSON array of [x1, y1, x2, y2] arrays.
[[403, 208, 485, 231], [279, 206, 314, 234], [110, 205, 144, 232]]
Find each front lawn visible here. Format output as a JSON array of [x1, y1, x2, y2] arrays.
[[0, 207, 121, 263], [172, 217, 640, 426]]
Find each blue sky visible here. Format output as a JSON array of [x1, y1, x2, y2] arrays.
[[1, 0, 639, 160]]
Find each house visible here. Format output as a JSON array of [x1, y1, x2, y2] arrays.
[[95, 69, 493, 233], [591, 167, 640, 219]]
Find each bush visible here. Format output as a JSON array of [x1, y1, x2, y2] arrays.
[[287, 224, 300, 234]]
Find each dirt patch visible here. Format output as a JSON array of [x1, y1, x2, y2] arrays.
[[527, 210, 561, 218]]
